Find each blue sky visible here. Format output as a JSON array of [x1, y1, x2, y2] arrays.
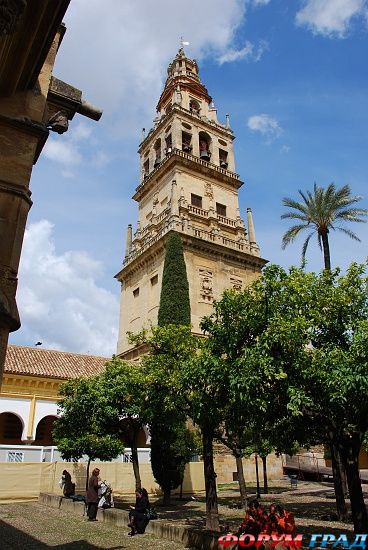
[[10, 0, 368, 355]]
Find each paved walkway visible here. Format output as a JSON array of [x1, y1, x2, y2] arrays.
[[0, 502, 189, 550]]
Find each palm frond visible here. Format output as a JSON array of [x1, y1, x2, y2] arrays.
[[281, 224, 311, 249], [301, 231, 314, 259], [336, 227, 361, 242], [280, 212, 310, 222]]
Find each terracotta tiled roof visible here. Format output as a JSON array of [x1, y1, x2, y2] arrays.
[[4, 345, 108, 380]]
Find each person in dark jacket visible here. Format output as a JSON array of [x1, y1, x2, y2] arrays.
[[62, 470, 75, 498], [128, 487, 149, 536], [86, 468, 100, 521]]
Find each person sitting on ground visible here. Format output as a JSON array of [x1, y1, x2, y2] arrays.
[[62, 469, 75, 498], [274, 504, 296, 536], [128, 487, 150, 536], [240, 499, 264, 538]]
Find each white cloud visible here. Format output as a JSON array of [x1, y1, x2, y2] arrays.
[[13, 220, 119, 356], [281, 145, 291, 153], [43, 140, 82, 166], [296, 0, 367, 37], [252, 0, 271, 5], [247, 114, 283, 141], [218, 40, 268, 64], [54, 0, 248, 134]]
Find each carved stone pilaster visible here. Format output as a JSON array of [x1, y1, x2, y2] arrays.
[[0, 265, 20, 331]]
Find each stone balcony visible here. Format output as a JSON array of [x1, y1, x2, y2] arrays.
[[133, 148, 242, 201]]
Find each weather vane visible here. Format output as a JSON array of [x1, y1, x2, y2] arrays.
[[180, 36, 190, 48]]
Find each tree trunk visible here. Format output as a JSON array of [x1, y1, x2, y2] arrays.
[[329, 441, 348, 521], [86, 458, 91, 492], [261, 455, 268, 494], [342, 438, 368, 533], [131, 435, 142, 491], [163, 488, 171, 506], [255, 454, 261, 498], [202, 429, 219, 531], [320, 231, 331, 270], [235, 453, 248, 508]]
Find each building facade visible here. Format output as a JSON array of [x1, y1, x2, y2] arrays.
[[0, 345, 150, 462], [116, 48, 267, 359]]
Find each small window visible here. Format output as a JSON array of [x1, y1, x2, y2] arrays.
[[216, 203, 227, 217], [133, 288, 139, 298], [191, 194, 202, 208], [7, 451, 24, 463], [151, 275, 158, 286]]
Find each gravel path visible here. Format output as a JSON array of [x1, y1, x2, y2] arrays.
[[0, 502, 187, 549]]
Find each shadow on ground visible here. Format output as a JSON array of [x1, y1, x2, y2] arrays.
[[0, 521, 125, 550]]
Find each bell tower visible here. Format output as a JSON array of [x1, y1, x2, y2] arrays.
[[115, 48, 266, 359]]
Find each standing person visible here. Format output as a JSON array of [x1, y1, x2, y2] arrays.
[[128, 487, 150, 536], [86, 468, 100, 521]]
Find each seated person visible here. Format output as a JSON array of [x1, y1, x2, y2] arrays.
[[62, 470, 75, 498], [128, 488, 150, 536], [275, 505, 296, 536], [240, 499, 264, 538]]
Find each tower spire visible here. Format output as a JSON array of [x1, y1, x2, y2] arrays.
[[247, 208, 260, 254], [125, 224, 132, 257]]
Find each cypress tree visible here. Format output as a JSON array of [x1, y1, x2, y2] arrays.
[[157, 231, 190, 326], [151, 231, 192, 504]]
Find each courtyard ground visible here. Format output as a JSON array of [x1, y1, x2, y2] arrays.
[[0, 501, 188, 550], [0, 479, 364, 549]]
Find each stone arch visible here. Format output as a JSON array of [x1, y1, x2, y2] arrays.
[[0, 412, 24, 444], [189, 98, 201, 115], [198, 130, 212, 161], [33, 415, 57, 446]]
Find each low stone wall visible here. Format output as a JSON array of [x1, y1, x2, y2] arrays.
[[39, 492, 220, 550]]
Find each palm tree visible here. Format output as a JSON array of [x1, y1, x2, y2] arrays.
[[281, 183, 368, 270]]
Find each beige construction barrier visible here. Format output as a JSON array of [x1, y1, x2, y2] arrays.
[[0, 461, 204, 502], [0, 454, 283, 502]]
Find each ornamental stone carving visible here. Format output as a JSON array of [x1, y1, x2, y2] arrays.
[[199, 269, 213, 302], [230, 277, 242, 292], [204, 183, 214, 199], [0, 0, 26, 36]]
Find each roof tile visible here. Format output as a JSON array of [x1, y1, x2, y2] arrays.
[[4, 345, 108, 380]]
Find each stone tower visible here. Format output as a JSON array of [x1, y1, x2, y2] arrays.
[[115, 48, 266, 359]]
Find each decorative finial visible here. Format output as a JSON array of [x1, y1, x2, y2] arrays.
[[142, 127, 145, 140], [226, 114, 230, 128]]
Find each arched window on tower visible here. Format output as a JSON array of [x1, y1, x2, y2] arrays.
[[182, 131, 192, 153], [219, 149, 228, 169], [198, 131, 211, 161], [154, 138, 162, 168], [189, 99, 200, 115], [165, 134, 172, 155]]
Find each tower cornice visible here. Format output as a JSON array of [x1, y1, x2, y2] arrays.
[[115, 228, 266, 282]]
